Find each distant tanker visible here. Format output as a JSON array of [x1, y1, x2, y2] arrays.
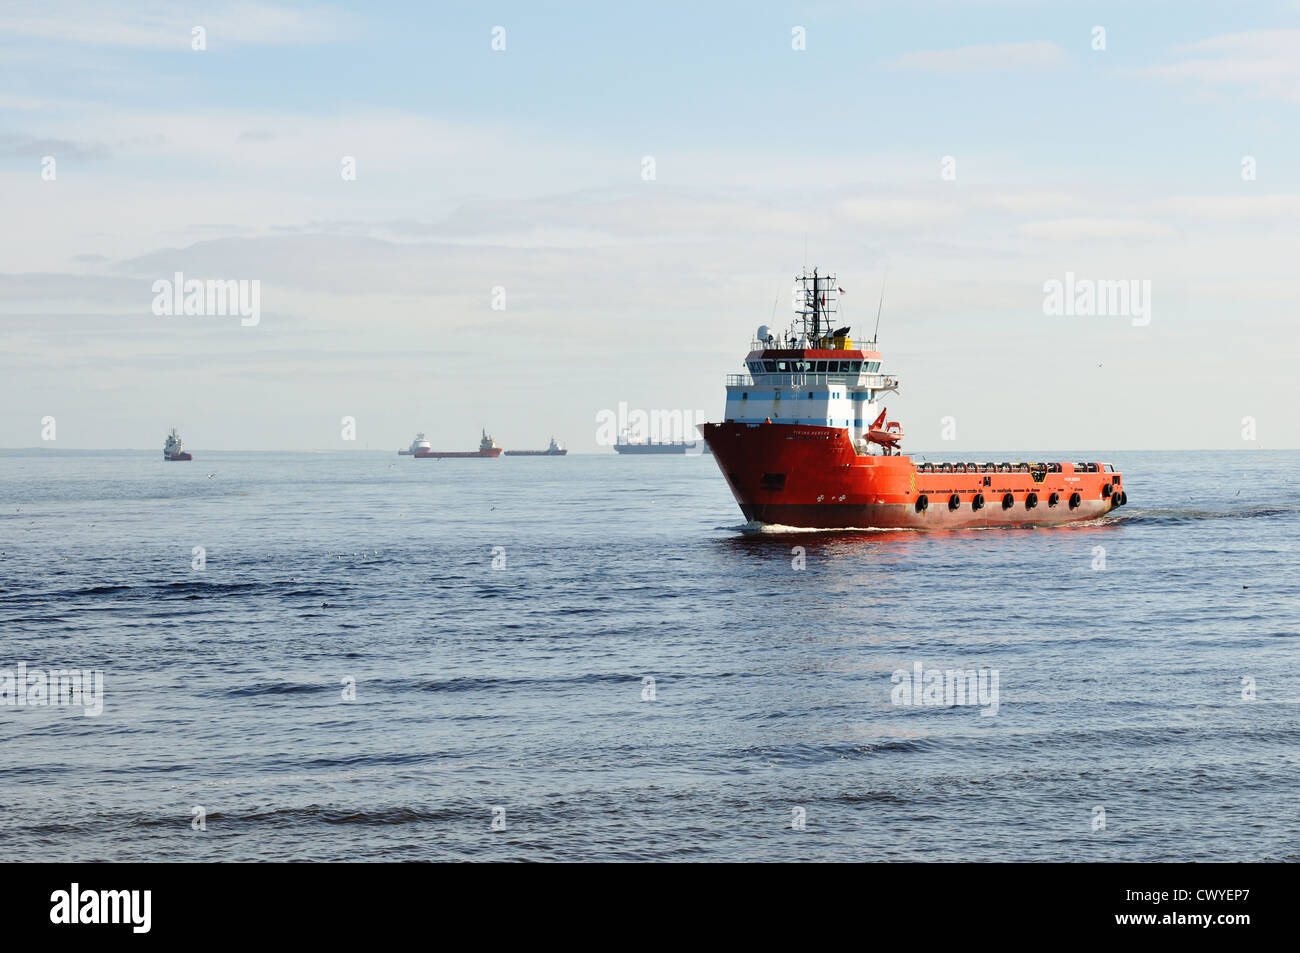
[[505, 437, 568, 456], [613, 429, 695, 454], [414, 429, 503, 459]]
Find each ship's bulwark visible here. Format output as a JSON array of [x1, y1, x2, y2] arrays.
[[701, 421, 1121, 529]]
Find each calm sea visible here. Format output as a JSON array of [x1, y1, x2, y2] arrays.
[[1, 448, 1297, 861]]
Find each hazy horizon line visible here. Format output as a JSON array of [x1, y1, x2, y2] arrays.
[[1, 446, 1289, 455]]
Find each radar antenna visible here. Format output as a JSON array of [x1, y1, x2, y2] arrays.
[[794, 267, 838, 344]]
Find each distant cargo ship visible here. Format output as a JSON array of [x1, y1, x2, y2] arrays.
[[398, 432, 433, 455], [162, 428, 192, 461], [504, 437, 567, 456], [700, 267, 1127, 529], [613, 429, 695, 454], [415, 429, 503, 459]]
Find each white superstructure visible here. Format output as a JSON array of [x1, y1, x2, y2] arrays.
[[721, 270, 899, 451], [399, 432, 433, 455]]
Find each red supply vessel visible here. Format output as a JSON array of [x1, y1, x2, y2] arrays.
[[700, 269, 1127, 529]]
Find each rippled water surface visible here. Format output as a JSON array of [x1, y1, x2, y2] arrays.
[[2, 448, 1298, 861]]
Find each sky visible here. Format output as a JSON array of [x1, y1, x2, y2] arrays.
[[1, 0, 1297, 452]]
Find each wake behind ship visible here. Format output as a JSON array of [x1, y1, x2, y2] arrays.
[[699, 268, 1127, 529]]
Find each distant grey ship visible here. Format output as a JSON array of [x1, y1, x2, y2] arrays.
[[505, 436, 568, 456], [613, 429, 695, 454]]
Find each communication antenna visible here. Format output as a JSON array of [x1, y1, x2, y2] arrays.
[[872, 267, 889, 344]]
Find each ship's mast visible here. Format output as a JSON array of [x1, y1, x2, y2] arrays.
[[795, 268, 837, 344]]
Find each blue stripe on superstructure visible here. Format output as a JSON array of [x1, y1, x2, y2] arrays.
[[724, 418, 855, 426]]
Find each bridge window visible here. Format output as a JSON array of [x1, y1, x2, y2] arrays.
[[763, 361, 777, 372], [816, 361, 827, 371]]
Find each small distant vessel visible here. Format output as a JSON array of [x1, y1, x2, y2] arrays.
[[398, 432, 433, 455], [613, 429, 695, 454], [415, 429, 503, 459], [504, 436, 568, 456], [163, 428, 192, 461]]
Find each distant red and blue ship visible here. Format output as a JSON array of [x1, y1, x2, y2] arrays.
[[398, 430, 564, 458]]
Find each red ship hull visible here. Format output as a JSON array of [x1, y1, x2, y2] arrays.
[[414, 448, 503, 458], [164, 453, 192, 461], [701, 421, 1124, 529]]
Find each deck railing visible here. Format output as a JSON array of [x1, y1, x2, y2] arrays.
[[725, 373, 899, 390], [748, 339, 881, 352], [910, 462, 1114, 474]]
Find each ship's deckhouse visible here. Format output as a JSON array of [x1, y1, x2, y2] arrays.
[[724, 346, 898, 447], [722, 269, 901, 452]]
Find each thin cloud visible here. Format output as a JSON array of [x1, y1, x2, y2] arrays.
[[0, 134, 110, 159], [836, 196, 963, 229], [0, 1, 349, 49], [1017, 218, 1178, 241], [881, 41, 1067, 73], [1135, 29, 1300, 102], [1154, 193, 1300, 221]]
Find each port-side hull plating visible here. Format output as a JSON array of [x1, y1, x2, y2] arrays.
[[701, 421, 1122, 529]]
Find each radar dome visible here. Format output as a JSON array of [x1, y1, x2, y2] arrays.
[[756, 325, 771, 341]]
